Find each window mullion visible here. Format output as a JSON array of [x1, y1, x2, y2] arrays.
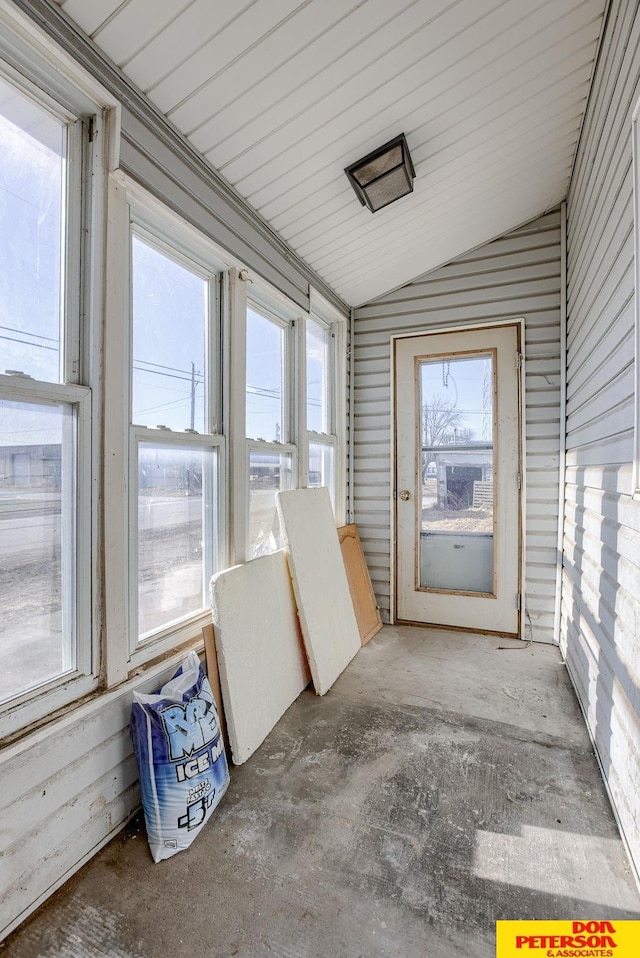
[[102, 175, 130, 688], [329, 327, 337, 436], [298, 313, 308, 489], [207, 275, 218, 434], [291, 318, 299, 449], [63, 117, 84, 385], [230, 268, 248, 564]]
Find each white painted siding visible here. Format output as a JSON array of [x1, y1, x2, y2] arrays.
[[353, 211, 562, 641], [563, 0, 640, 878], [0, 650, 204, 939]]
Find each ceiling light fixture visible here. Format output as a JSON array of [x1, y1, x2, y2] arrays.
[[345, 133, 415, 213]]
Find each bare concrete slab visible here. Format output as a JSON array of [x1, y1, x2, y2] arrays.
[[4, 627, 639, 958]]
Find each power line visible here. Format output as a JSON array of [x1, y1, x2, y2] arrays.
[[133, 397, 191, 417], [134, 357, 204, 377], [0, 333, 57, 352], [132, 364, 203, 385], [0, 324, 58, 343]]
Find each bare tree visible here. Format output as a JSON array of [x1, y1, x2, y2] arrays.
[[422, 395, 463, 447]]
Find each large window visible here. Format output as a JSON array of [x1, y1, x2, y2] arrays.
[[0, 75, 65, 383], [246, 301, 296, 558], [0, 59, 101, 734], [129, 226, 223, 652], [306, 315, 338, 509], [0, 23, 348, 739]]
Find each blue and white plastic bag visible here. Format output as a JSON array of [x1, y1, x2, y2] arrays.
[[130, 651, 229, 862]]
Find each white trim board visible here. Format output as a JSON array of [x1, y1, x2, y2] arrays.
[[276, 487, 361, 695], [209, 551, 310, 764]]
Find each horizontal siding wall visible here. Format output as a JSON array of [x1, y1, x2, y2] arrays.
[[0, 650, 204, 939], [353, 210, 562, 641], [564, 0, 640, 879]]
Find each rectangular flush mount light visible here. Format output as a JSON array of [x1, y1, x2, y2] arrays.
[[345, 133, 415, 213]]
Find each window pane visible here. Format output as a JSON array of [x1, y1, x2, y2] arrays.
[[246, 308, 284, 441], [306, 318, 329, 433], [308, 441, 334, 507], [248, 449, 292, 558], [419, 353, 495, 593], [0, 399, 75, 702], [137, 443, 215, 640], [0, 76, 65, 383], [132, 236, 208, 432]]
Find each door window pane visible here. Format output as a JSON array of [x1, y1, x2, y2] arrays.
[[132, 236, 208, 432], [0, 76, 65, 383], [306, 318, 329, 433], [419, 353, 495, 593], [0, 399, 75, 702], [248, 449, 292, 558], [137, 443, 215, 639], [246, 308, 284, 441]]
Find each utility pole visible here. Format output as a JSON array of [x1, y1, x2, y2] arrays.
[[190, 361, 196, 431]]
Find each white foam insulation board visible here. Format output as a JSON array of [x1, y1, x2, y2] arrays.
[[209, 550, 310, 765], [276, 487, 361, 695]]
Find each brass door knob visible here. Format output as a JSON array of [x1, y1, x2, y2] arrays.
[[399, 489, 411, 501]]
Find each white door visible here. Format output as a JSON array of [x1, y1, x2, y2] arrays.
[[395, 323, 522, 635]]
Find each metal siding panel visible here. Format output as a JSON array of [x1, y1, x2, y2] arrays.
[[358, 279, 561, 322], [93, 0, 194, 67], [568, 0, 640, 270], [191, 0, 424, 160], [564, 0, 640, 880], [0, 652, 207, 939], [148, 0, 308, 112], [60, 0, 123, 36]]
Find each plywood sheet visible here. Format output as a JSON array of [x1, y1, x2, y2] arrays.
[[276, 487, 360, 695], [337, 524, 383, 646], [209, 550, 310, 764], [202, 623, 230, 758]]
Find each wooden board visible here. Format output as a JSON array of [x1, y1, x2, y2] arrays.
[[337, 524, 383, 645], [202, 623, 230, 758], [209, 551, 310, 764], [276, 487, 361, 695]]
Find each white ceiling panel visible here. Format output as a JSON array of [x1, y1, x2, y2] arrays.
[[56, 0, 607, 305], [92, 0, 194, 68]]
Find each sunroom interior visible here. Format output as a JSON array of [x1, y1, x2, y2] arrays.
[[1, 0, 640, 951]]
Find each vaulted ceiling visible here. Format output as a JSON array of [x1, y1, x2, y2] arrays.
[[53, 0, 606, 306]]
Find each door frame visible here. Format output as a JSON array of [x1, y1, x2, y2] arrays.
[[390, 318, 526, 636]]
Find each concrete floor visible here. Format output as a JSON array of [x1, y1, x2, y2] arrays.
[[3, 625, 640, 958]]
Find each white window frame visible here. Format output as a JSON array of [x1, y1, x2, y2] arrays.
[[244, 287, 299, 559], [124, 199, 228, 666], [304, 290, 348, 524], [246, 293, 298, 445], [130, 429, 225, 667], [0, 379, 93, 737], [0, 28, 113, 738], [303, 313, 337, 498], [632, 94, 640, 499]]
